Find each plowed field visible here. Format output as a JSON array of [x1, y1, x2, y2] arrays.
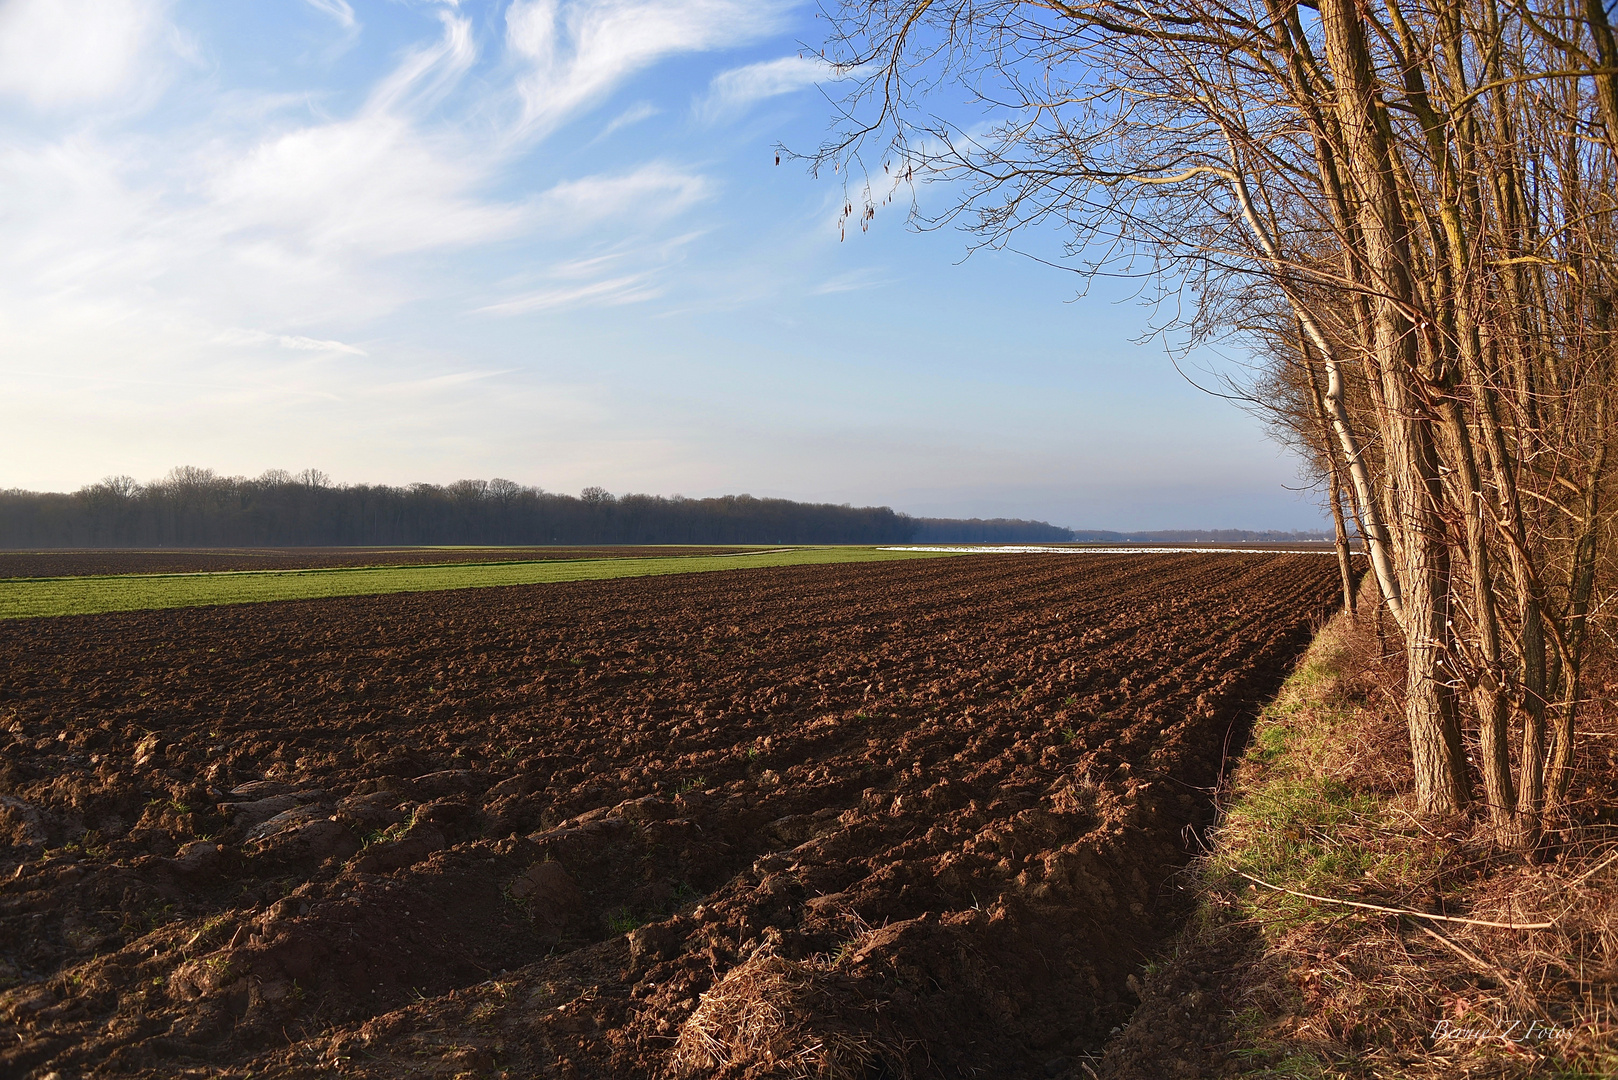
[[0, 553, 1338, 1079]]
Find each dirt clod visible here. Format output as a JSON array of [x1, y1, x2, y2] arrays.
[[0, 553, 1335, 1077]]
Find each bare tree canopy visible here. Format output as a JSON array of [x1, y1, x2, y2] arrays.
[[814, 0, 1618, 845]]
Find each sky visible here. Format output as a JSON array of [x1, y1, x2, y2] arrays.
[[0, 0, 1326, 531]]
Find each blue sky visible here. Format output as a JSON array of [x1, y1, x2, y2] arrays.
[[0, 0, 1323, 530]]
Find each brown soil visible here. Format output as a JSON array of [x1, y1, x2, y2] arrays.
[[0, 547, 771, 580], [0, 553, 1337, 1078]]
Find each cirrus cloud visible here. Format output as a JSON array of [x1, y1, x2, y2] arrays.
[[699, 55, 833, 120], [506, 0, 791, 135], [301, 0, 357, 31], [0, 0, 171, 110]]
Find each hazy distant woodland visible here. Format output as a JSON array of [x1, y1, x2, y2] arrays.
[[0, 468, 1329, 550]]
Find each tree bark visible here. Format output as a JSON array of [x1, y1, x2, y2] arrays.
[[1320, 0, 1469, 812], [1438, 398, 1519, 840], [1302, 327, 1357, 617]]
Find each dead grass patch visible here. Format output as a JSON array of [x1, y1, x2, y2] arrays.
[[1155, 579, 1618, 1078], [671, 949, 909, 1079]]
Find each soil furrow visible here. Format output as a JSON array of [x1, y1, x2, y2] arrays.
[[0, 553, 1338, 1078]]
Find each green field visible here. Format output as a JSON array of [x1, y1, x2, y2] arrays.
[[0, 547, 962, 619]]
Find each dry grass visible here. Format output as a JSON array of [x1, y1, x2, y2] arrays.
[[1197, 580, 1618, 1078], [670, 949, 909, 1079]]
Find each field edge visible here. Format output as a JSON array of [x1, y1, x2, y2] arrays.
[[0, 546, 962, 620], [1099, 582, 1617, 1079]]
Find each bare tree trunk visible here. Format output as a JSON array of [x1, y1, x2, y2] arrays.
[[1585, 0, 1618, 150], [1465, 341, 1552, 840], [815, 0, 1615, 839], [1438, 399, 1520, 839], [1227, 165, 1403, 626], [1302, 327, 1358, 616], [1329, 472, 1356, 617], [1320, 0, 1469, 812], [1398, 421, 1473, 813], [1550, 392, 1607, 808]]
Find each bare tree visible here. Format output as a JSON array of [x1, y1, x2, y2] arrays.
[[812, 0, 1618, 843]]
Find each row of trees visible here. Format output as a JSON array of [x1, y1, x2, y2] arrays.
[[0, 467, 1076, 547], [1067, 529, 1332, 543], [819, 0, 1617, 845]]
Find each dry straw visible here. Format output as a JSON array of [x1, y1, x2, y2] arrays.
[[671, 951, 908, 1079], [1205, 590, 1618, 1075]]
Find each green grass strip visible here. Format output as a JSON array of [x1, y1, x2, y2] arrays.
[[0, 547, 962, 620]]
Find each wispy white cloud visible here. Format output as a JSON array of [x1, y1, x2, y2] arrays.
[[0, 0, 738, 356], [477, 226, 706, 316], [196, 13, 517, 264], [812, 267, 895, 295], [700, 55, 831, 120], [301, 0, 357, 30], [367, 9, 475, 113], [0, 0, 170, 109], [0, 0, 809, 490], [206, 113, 525, 258], [595, 100, 660, 141], [505, 0, 789, 135], [537, 162, 711, 228], [477, 274, 660, 316], [214, 329, 369, 356], [545, 251, 633, 279], [368, 369, 516, 399]]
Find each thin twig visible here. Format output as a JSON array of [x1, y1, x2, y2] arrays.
[[1412, 923, 1545, 1017], [1235, 872, 1555, 929], [1567, 846, 1618, 887], [1415, 923, 1511, 987]]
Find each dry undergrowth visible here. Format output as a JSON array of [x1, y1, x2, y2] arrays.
[[671, 947, 909, 1080], [1179, 580, 1618, 1077]]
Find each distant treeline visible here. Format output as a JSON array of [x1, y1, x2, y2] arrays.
[[910, 517, 1077, 543], [0, 468, 1093, 548], [1071, 529, 1332, 543]]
